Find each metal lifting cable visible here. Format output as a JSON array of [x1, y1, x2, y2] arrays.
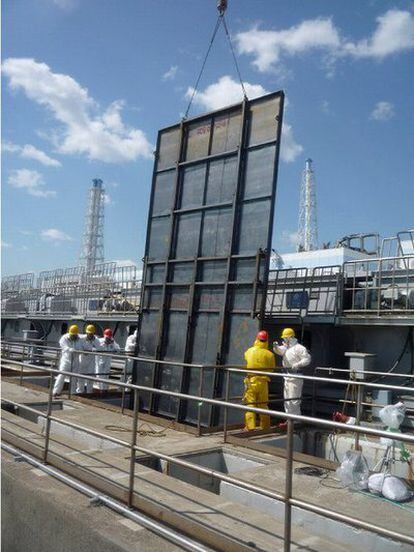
[[184, 1, 247, 119], [222, 14, 248, 100]]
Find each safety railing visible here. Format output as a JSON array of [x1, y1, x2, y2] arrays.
[[343, 255, 414, 315], [1, 355, 414, 551], [1, 272, 35, 292], [265, 265, 341, 318], [380, 230, 414, 259], [3, 338, 414, 427], [1, 266, 142, 317]]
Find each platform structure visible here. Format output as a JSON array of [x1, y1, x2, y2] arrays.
[[1, 354, 414, 552]]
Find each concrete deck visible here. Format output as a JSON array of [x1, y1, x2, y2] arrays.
[[2, 380, 414, 551], [2, 449, 184, 552]]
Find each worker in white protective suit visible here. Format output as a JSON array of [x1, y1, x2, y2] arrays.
[[78, 324, 101, 394], [273, 328, 311, 427], [124, 329, 137, 383], [53, 324, 84, 396], [96, 328, 120, 391]]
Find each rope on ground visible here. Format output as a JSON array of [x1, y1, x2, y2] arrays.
[[104, 422, 168, 437]]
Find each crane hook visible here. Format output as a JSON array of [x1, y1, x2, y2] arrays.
[[217, 0, 227, 16]]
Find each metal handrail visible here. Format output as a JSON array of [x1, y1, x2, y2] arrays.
[[315, 366, 414, 380], [4, 340, 414, 391], [2, 359, 414, 550], [3, 360, 414, 442], [344, 254, 414, 265]]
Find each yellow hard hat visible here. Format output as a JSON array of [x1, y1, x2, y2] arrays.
[[69, 324, 79, 335], [85, 324, 96, 334], [281, 328, 295, 339]]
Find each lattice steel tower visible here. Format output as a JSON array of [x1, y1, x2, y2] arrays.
[[297, 158, 318, 252], [79, 178, 105, 272]]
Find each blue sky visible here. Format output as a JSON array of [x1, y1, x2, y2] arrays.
[[2, 0, 414, 276]]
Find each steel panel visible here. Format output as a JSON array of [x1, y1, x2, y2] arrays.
[[136, 91, 284, 426]]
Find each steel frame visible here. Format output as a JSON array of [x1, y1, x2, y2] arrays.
[[137, 91, 285, 426]]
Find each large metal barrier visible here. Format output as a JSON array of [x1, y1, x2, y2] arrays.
[[2, 351, 414, 551]]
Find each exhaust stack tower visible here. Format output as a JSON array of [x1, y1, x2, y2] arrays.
[[79, 178, 105, 272], [297, 158, 318, 252]]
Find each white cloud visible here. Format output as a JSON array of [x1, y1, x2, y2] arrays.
[[2, 141, 61, 167], [104, 193, 113, 205], [321, 100, 331, 114], [1, 240, 12, 248], [2, 58, 153, 163], [41, 228, 73, 242], [2, 142, 20, 153], [8, 169, 56, 198], [236, 18, 340, 73], [282, 230, 299, 247], [19, 245, 29, 251], [50, 0, 77, 11], [280, 124, 303, 163], [162, 65, 178, 81], [186, 76, 303, 163], [186, 75, 267, 111], [343, 10, 414, 59], [235, 10, 414, 74], [370, 101, 395, 121]]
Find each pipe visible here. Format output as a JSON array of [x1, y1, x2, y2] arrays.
[[1, 443, 210, 552]]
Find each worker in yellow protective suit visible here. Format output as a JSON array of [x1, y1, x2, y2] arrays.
[[243, 330, 276, 431]]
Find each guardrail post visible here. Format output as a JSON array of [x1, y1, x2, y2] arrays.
[[68, 353, 74, 399], [19, 353, 25, 386], [43, 367, 55, 464], [355, 383, 363, 450], [284, 419, 294, 552], [197, 366, 204, 436], [121, 360, 128, 415], [128, 388, 139, 507], [223, 369, 230, 443]]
